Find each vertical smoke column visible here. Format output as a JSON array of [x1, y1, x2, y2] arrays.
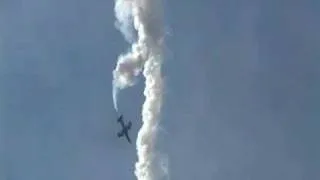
[[112, 0, 167, 180]]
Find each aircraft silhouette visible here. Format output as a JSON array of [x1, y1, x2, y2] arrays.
[[116, 115, 132, 144]]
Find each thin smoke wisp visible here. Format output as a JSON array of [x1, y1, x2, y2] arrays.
[[112, 0, 168, 180]]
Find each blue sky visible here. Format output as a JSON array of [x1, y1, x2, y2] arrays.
[[0, 0, 319, 180]]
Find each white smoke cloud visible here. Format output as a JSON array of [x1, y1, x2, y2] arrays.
[[114, 0, 135, 42], [112, 0, 168, 180]]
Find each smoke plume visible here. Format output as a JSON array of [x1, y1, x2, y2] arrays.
[[112, 0, 168, 179]]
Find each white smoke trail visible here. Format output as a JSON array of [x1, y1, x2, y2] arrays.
[[112, 85, 119, 112], [112, 0, 168, 180]]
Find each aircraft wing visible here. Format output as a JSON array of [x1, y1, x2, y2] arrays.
[[124, 132, 131, 144], [117, 130, 124, 137]]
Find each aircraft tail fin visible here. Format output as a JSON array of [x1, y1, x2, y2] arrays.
[[117, 115, 123, 122]]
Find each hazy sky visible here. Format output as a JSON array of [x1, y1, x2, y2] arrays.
[[0, 0, 319, 180]]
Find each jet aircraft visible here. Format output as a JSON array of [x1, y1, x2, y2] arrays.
[[116, 115, 132, 144]]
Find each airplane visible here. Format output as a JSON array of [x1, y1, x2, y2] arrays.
[[116, 115, 132, 144]]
